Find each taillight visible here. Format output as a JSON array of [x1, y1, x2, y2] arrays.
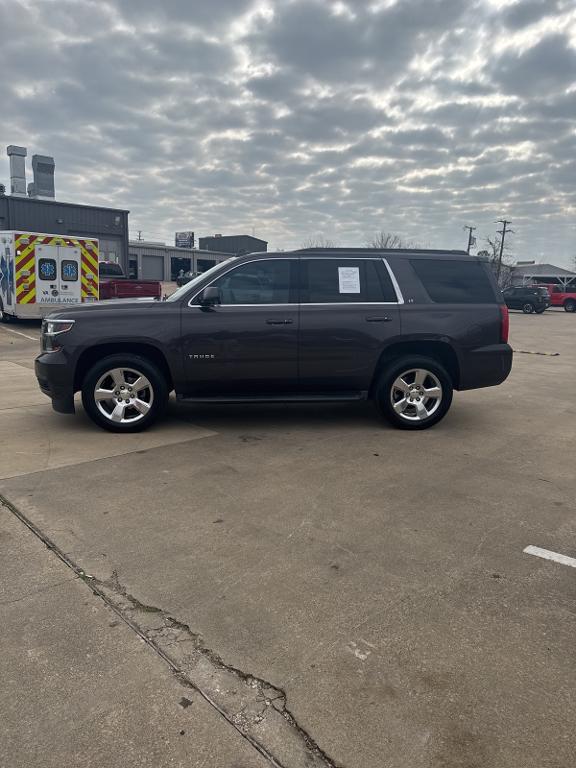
[[500, 305, 509, 344]]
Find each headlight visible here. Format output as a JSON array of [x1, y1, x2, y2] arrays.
[[41, 319, 75, 352]]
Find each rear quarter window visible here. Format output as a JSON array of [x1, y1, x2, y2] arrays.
[[410, 259, 496, 304]]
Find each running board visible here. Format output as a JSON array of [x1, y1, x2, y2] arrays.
[[177, 392, 368, 404]]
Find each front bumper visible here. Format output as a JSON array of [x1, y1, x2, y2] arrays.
[[458, 343, 513, 391], [35, 353, 76, 414]]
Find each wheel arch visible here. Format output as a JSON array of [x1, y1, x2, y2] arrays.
[[369, 338, 461, 396], [74, 343, 174, 392]]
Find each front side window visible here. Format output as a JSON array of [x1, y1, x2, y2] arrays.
[[211, 260, 292, 305], [302, 259, 396, 303]]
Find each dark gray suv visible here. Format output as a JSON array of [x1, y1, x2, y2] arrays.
[[35, 248, 512, 432]]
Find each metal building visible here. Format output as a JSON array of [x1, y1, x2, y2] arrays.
[[1, 144, 130, 272], [128, 241, 234, 281], [198, 234, 267, 255], [0, 195, 130, 272]]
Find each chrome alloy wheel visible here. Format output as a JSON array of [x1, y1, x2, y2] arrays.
[[94, 367, 154, 424], [390, 368, 443, 422]]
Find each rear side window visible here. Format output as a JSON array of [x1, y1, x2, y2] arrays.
[[302, 259, 397, 303], [99, 262, 124, 277], [410, 259, 496, 303]]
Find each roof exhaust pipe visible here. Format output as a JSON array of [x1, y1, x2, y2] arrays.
[[29, 154, 56, 200], [7, 145, 27, 197]]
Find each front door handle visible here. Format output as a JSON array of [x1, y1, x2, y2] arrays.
[[266, 318, 294, 325], [365, 316, 391, 322]]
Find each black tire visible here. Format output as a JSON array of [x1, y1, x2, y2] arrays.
[[375, 356, 453, 431], [522, 302, 535, 314], [564, 300, 576, 313], [81, 354, 168, 432], [535, 307, 546, 314]]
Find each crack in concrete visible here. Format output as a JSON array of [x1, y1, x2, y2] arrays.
[[0, 494, 341, 768], [94, 569, 340, 768]]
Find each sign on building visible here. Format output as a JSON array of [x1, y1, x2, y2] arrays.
[[175, 231, 194, 249]]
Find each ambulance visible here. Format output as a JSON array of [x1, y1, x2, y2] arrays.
[[0, 231, 99, 321]]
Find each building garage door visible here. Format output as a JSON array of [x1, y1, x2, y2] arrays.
[[142, 255, 164, 280]]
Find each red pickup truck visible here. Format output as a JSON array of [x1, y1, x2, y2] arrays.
[[98, 262, 162, 301], [538, 283, 576, 312]]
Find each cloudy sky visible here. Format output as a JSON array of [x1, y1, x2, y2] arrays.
[[1, 0, 575, 265]]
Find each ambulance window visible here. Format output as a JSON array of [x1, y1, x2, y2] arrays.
[[61, 260, 79, 282], [39, 258, 57, 281]]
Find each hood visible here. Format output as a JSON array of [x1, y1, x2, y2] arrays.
[[47, 298, 161, 320]]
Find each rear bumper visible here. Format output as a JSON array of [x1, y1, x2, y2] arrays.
[[35, 353, 76, 414], [458, 343, 513, 391]]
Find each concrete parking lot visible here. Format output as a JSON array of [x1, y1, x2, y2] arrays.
[[1, 311, 575, 768]]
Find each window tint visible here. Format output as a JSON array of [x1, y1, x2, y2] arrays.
[[410, 259, 495, 304], [61, 260, 78, 281], [99, 262, 124, 277], [38, 258, 57, 281], [212, 259, 292, 304], [302, 259, 397, 303]]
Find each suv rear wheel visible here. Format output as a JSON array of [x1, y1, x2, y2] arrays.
[[375, 356, 453, 430], [564, 299, 576, 313], [81, 354, 168, 432], [522, 302, 535, 314]]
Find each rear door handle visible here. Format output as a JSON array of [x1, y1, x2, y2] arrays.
[[266, 318, 293, 325], [365, 316, 391, 322]]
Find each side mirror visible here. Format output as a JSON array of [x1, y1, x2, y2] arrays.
[[200, 286, 221, 306]]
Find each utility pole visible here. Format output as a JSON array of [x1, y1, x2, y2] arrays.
[[496, 219, 513, 282], [464, 225, 476, 254], [137, 230, 143, 242]]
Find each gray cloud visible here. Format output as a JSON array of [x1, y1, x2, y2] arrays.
[[0, 0, 574, 265], [491, 34, 576, 96]]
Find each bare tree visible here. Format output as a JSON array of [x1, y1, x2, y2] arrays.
[[365, 231, 407, 249], [481, 236, 514, 289], [300, 236, 338, 249]]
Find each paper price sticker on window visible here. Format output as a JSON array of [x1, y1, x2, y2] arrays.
[[338, 266, 361, 294]]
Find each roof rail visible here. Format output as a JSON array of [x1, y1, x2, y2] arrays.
[[294, 247, 469, 255]]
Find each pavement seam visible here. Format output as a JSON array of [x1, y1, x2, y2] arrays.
[[0, 492, 341, 768], [0, 427, 217, 482]]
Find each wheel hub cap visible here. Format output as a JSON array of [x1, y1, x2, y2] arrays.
[[390, 368, 443, 422], [94, 367, 154, 424]]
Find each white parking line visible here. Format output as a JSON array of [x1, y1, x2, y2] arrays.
[[523, 545, 576, 569], [0, 326, 39, 342]]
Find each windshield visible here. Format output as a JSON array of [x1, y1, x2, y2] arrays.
[[165, 258, 236, 302]]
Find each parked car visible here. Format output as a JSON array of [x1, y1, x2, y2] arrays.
[[502, 286, 550, 314], [98, 261, 162, 301], [36, 248, 512, 432], [540, 283, 576, 312]]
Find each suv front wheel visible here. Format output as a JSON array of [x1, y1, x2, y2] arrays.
[[81, 354, 168, 432], [564, 299, 576, 313], [522, 302, 535, 314], [376, 356, 453, 430]]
